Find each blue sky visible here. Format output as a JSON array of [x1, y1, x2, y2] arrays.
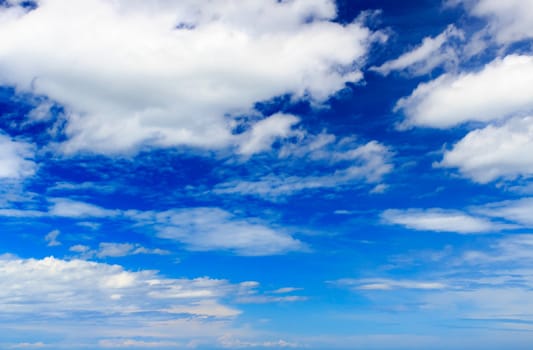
[[1, 0, 533, 349]]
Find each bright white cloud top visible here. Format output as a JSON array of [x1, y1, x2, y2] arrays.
[[2, 1, 533, 349], [0, 0, 378, 154], [396, 55, 533, 128]]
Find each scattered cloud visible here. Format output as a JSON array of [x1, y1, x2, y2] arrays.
[[472, 197, 533, 226], [215, 138, 393, 199], [44, 229, 61, 247], [69, 242, 169, 259], [456, 0, 533, 45], [48, 198, 121, 218], [382, 208, 498, 233], [219, 335, 299, 349], [137, 207, 306, 256], [439, 116, 533, 183], [0, 0, 379, 154], [395, 55, 533, 128], [335, 278, 446, 291], [238, 113, 300, 156], [371, 25, 464, 76], [0, 134, 36, 180], [98, 339, 182, 348], [0, 255, 238, 317]]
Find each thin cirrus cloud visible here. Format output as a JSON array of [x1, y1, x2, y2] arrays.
[[138, 207, 306, 256], [215, 138, 393, 199], [0, 198, 305, 256], [334, 278, 446, 291], [0, 0, 379, 155], [381, 208, 498, 234], [69, 242, 170, 259], [371, 24, 464, 77]]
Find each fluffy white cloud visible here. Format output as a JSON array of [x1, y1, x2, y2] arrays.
[[371, 25, 463, 77], [0, 255, 305, 347], [136, 207, 305, 256], [0, 0, 378, 154], [0, 255, 239, 317], [0, 134, 36, 179], [238, 113, 300, 156], [455, 0, 533, 45], [395, 55, 533, 128], [440, 116, 533, 183], [382, 208, 497, 233]]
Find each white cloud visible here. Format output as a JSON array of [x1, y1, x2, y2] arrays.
[[439, 116, 533, 183], [137, 207, 306, 256], [44, 229, 61, 247], [0, 0, 378, 154], [473, 197, 533, 226], [0, 134, 36, 180], [48, 198, 120, 218], [395, 55, 533, 128], [271, 287, 302, 294], [459, 0, 533, 45], [371, 25, 463, 77], [335, 278, 446, 291], [238, 113, 300, 156], [382, 208, 497, 233], [0, 197, 306, 256], [69, 244, 90, 253], [0, 256, 238, 317], [219, 336, 299, 349], [85, 242, 169, 258], [98, 339, 182, 348], [215, 139, 393, 199]]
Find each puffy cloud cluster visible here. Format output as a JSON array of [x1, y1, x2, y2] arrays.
[[396, 55, 533, 129], [0, 0, 378, 154], [0, 255, 240, 317]]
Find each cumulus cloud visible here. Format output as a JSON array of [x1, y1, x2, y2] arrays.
[[0, 0, 378, 154], [0, 255, 239, 317], [0, 255, 304, 347], [395, 55, 533, 128], [0, 134, 36, 180], [454, 0, 533, 45], [238, 113, 300, 156], [371, 25, 464, 77], [382, 208, 497, 233], [439, 116, 533, 183], [135, 207, 306, 256]]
